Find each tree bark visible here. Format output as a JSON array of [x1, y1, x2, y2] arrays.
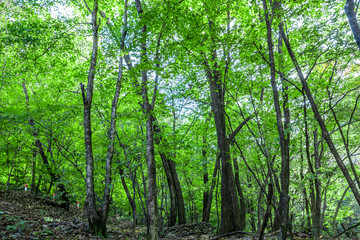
[[158, 152, 177, 226], [202, 154, 220, 223], [168, 159, 186, 224], [313, 129, 321, 238], [134, 0, 158, 238], [259, 183, 273, 240], [344, 0, 360, 50], [202, 136, 209, 221], [154, 124, 186, 226], [233, 158, 246, 231], [262, 1, 290, 238], [80, 0, 102, 234], [119, 168, 137, 229], [205, 55, 241, 234]]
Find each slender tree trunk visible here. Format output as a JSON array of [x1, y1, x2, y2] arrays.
[[168, 159, 186, 224], [154, 123, 186, 225], [259, 183, 273, 240], [119, 168, 137, 229], [145, 114, 158, 239], [202, 138, 209, 220], [257, 188, 264, 231], [262, 1, 290, 238], [80, 0, 101, 234], [35, 140, 70, 211], [300, 137, 311, 232], [202, 154, 220, 223], [158, 152, 176, 226], [233, 157, 246, 230], [134, 1, 158, 238], [313, 129, 321, 238]]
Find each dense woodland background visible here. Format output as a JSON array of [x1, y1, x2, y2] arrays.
[[1, 0, 360, 239]]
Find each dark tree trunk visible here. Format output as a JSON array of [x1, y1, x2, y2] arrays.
[[158, 152, 177, 226], [119, 168, 137, 229], [154, 124, 185, 226], [35, 140, 70, 211], [205, 55, 241, 234], [259, 183, 273, 240], [168, 159, 186, 224], [79, 0, 103, 235], [262, 1, 291, 238], [202, 140, 209, 221], [313, 129, 321, 237], [300, 137, 311, 232], [134, 1, 158, 238], [233, 158, 246, 230], [202, 154, 220, 223], [344, 0, 360, 50]]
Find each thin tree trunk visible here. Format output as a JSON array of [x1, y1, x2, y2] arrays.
[[233, 157, 246, 230], [300, 137, 311, 232], [333, 186, 350, 234], [35, 140, 70, 211], [262, 1, 290, 238], [134, 1, 158, 238], [259, 183, 273, 240], [202, 137, 209, 220], [313, 129, 321, 238], [119, 168, 137, 229], [168, 159, 186, 224], [158, 152, 176, 226], [202, 154, 220, 223], [154, 123, 186, 225], [80, 0, 101, 234]]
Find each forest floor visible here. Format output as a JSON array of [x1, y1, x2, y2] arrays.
[[0, 190, 331, 240]]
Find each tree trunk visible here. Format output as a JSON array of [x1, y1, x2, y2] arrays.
[[158, 152, 177, 226], [202, 137, 209, 221], [300, 137, 311, 232], [80, 0, 101, 234], [233, 158, 246, 230], [134, 1, 158, 238], [259, 183, 273, 240], [344, 0, 360, 50], [119, 168, 137, 229], [168, 159, 186, 224], [313, 129, 321, 238], [35, 140, 70, 211], [202, 154, 220, 223], [154, 122, 186, 226], [205, 55, 241, 234], [262, 1, 290, 238]]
